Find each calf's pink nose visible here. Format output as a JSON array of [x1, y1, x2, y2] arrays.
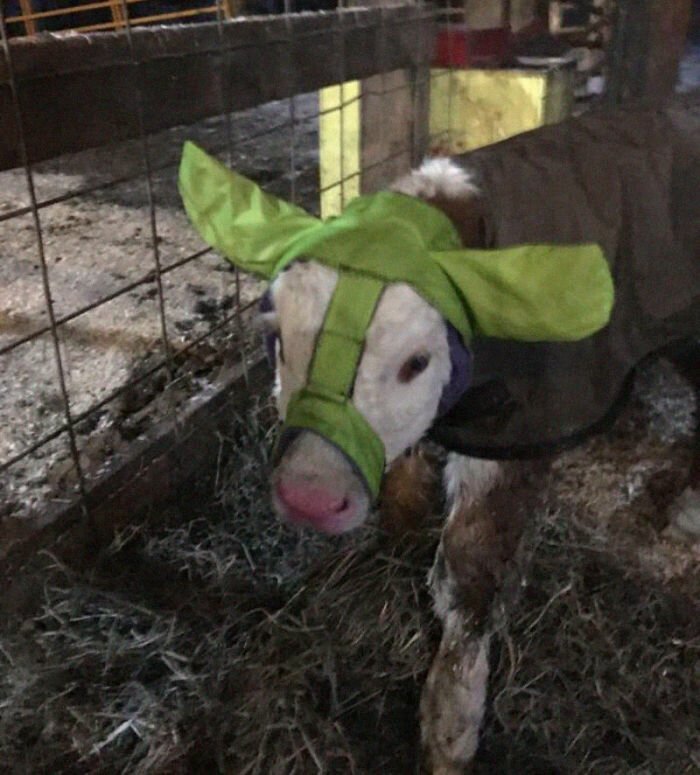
[[275, 481, 349, 526]]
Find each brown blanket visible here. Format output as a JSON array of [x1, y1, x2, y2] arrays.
[[432, 94, 700, 457]]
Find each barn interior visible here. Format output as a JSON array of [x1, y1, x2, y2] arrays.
[[0, 1, 699, 772]]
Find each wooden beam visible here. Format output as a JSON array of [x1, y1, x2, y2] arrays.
[[0, 7, 434, 171], [319, 67, 430, 218], [605, 0, 692, 106], [359, 69, 427, 195]]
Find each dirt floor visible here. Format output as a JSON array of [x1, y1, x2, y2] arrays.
[[0, 92, 320, 524], [0, 355, 698, 774]]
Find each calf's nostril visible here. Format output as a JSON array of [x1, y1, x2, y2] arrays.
[[275, 480, 351, 522]]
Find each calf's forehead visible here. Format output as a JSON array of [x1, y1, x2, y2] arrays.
[[366, 283, 446, 358], [271, 262, 443, 365]]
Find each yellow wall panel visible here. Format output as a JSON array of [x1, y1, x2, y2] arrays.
[[429, 68, 573, 154]]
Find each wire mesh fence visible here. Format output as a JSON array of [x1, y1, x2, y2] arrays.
[[0, 0, 444, 544], [0, 0, 611, 552]]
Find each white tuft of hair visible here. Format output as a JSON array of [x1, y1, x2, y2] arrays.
[[391, 157, 480, 201], [443, 454, 502, 510]]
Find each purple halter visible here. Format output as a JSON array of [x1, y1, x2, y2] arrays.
[[259, 291, 472, 414], [437, 323, 473, 416]]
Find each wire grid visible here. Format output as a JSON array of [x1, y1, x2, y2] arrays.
[[0, 1, 449, 525]]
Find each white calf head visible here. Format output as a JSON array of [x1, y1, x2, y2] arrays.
[[265, 261, 453, 533]]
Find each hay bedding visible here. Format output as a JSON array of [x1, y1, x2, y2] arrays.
[[1, 357, 698, 774]]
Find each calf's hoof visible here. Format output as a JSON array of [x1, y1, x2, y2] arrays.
[[420, 632, 489, 774]]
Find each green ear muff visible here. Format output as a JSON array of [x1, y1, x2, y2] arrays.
[[179, 141, 614, 343], [178, 141, 321, 279], [178, 142, 615, 501], [433, 243, 614, 341]]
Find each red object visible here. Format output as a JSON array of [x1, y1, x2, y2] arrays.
[[433, 25, 512, 68]]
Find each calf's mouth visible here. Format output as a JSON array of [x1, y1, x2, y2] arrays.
[[272, 429, 372, 534]]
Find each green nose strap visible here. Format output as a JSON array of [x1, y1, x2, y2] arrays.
[[283, 272, 386, 498], [284, 390, 386, 498]]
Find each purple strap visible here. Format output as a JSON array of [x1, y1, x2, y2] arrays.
[[437, 323, 473, 416], [259, 290, 278, 366]]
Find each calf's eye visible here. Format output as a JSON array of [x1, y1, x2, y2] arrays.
[[398, 353, 431, 383]]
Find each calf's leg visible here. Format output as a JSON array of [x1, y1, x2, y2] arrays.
[[420, 456, 546, 773], [379, 446, 441, 535]]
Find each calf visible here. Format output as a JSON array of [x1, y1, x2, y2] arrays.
[[179, 96, 700, 772]]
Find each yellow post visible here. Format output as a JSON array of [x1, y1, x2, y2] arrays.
[[318, 81, 361, 218]]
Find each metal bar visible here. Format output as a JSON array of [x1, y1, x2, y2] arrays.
[[18, 0, 37, 36], [6, 0, 167, 25], [214, 0, 248, 382], [110, 0, 127, 30], [117, 0, 174, 381], [7, 0, 143, 24], [0, 7, 87, 500], [336, 3, 347, 208]]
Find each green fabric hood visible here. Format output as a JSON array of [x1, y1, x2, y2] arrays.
[[178, 141, 615, 500]]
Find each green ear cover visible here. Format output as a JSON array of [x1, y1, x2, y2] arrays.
[[178, 141, 321, 279], [178, 142, 616, 505], [433, 243, 614, 341]]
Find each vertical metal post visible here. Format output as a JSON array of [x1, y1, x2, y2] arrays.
[[215, 0, 248, 382], [110, 0, 127, 30], [117, 0, 175, 382], [0, 6, 88, 504]]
